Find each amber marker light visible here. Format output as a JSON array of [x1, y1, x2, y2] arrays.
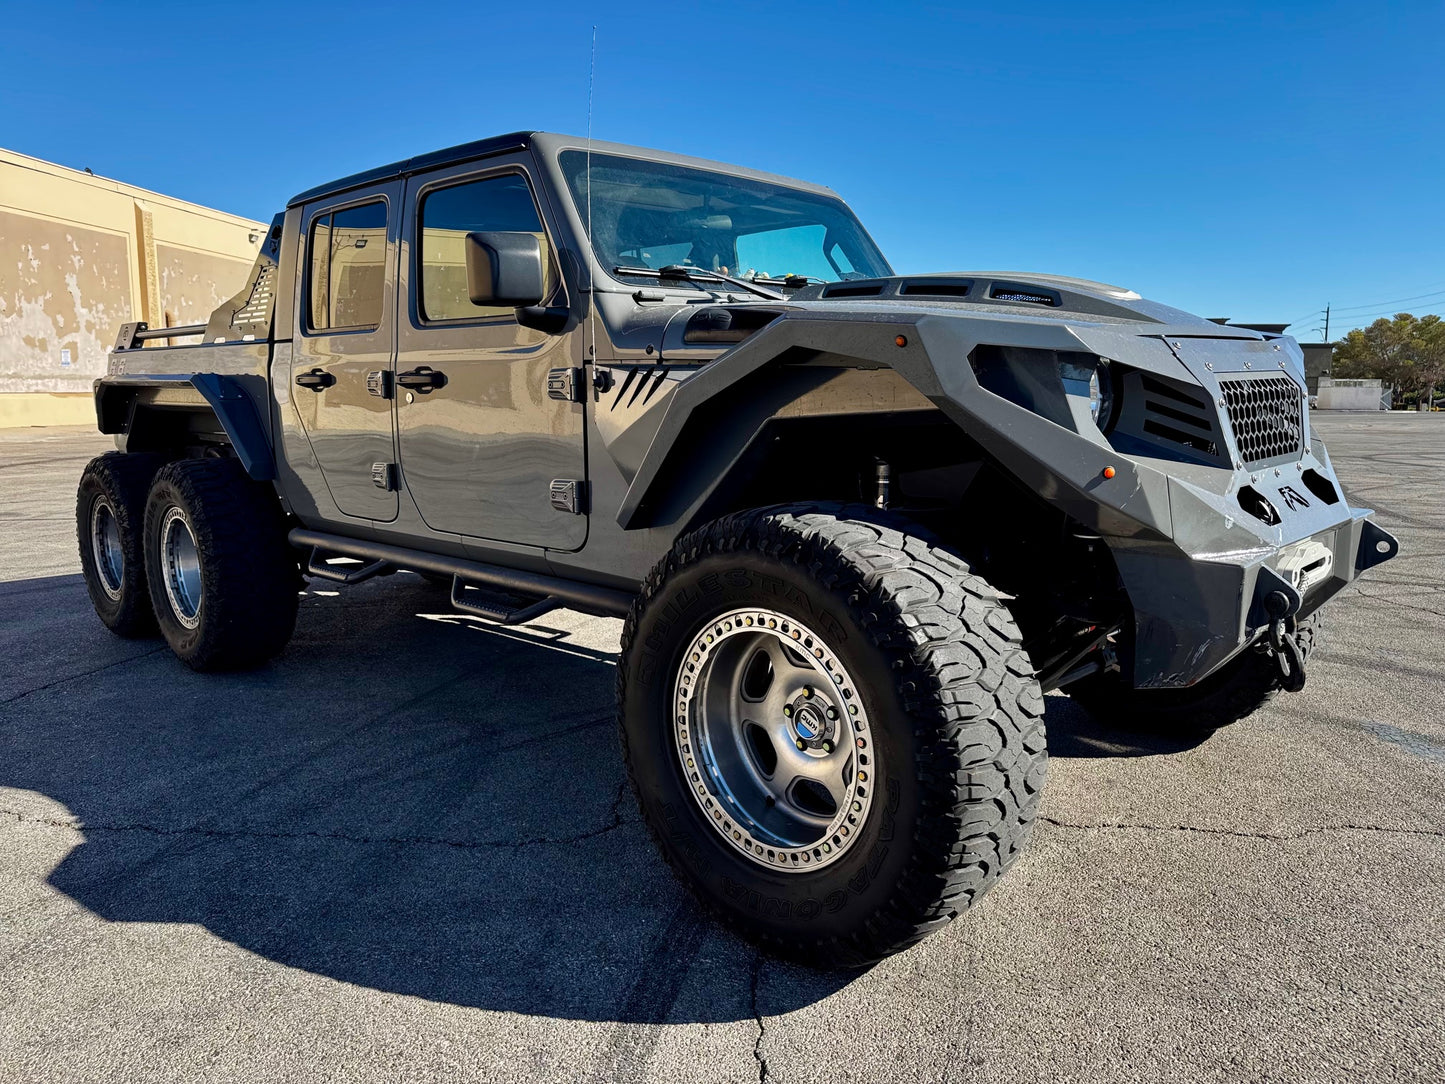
[[895, 335, 907, 347], [1102, 466, 1117, 479]]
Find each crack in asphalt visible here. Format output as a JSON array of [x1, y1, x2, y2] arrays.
[[0, 779, 631, 851], [495, 712, 611, 751], [1351, 586, 1445, 619], [0, 645, 169, 708], [1037, 816, 1445, 841], [749, 951, 771, 1082]]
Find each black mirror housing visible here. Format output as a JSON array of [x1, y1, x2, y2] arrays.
[[465, 232, 546, 307]]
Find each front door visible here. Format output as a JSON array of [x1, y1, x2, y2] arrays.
[[395, 158, 586, 550], [291, 182, 400, 522]]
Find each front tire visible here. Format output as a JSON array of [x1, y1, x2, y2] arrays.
[[618, 504, 1046, 967], [143, 458, 299, 671], [77, 452, 167, 637]]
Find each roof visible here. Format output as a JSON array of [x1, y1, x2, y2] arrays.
[[286, 131, 836, 208]]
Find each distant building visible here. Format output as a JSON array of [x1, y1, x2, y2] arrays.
[[1209, 318, 1333, 394], [1316, 377, 1389, 411], [0, 148, 263, 426]]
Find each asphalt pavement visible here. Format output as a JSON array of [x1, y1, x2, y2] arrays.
[[1, 414, 1442, 1083]]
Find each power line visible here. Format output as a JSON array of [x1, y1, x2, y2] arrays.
[[1283, 307, 1325, 328], [1328, 308, 1445, 329], [1328, 285, 1445, 315]]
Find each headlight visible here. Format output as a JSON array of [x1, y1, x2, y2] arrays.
[[1089, 360, 1116, 430], [1060, 356, 1117, 433]]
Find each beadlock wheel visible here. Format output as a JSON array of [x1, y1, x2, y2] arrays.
[[675, 607, 876, 872], [142, 458, 299, 671], [89, 496, 125, 601], [620, 503, 1048, 967], [159, 505, 203, 629]]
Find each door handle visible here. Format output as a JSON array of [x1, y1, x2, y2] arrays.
[[397, 367, 448, 393], [295, 369, 335, 391]]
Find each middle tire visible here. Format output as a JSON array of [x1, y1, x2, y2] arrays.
[[143, 457, 300, 671], [618, 504, 1047, 967]]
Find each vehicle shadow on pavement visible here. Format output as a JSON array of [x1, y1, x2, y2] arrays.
[[1, 574, 851, 1024], [1042, 696, 1212, 758]]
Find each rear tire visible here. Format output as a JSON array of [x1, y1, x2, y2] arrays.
[[143, 458, 299, 671], [1066, 613, 1323, 734], [618, 503, 1047, 968], [76, 452, 167, 637]]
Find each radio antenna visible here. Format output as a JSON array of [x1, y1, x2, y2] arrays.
[[585, 26, 598, 369]]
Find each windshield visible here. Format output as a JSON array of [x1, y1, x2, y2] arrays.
[[559, 150, 892, 286]]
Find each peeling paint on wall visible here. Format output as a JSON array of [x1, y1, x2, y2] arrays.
[[1, 146, 265, 401], [0, 210, 132, 393], [156, 244, 251, 332]]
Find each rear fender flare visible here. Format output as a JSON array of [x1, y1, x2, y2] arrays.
[[95, 373, 275, 481]]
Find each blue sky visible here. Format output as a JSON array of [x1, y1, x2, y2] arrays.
[[4, 1, 1441, 338]]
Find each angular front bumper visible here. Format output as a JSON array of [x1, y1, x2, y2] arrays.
[[1112, 506, 1398, 689]]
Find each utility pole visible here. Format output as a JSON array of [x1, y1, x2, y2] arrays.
[[1323, 303, 1330, 342]]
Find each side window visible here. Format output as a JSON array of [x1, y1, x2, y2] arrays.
[[307, 200, 387, 331], [419, 174, 552, 322]]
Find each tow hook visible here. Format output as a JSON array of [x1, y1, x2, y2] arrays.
[[1264, 590, 1307, 692]]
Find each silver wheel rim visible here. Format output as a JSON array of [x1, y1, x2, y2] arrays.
[[673, 607, 876, 872], [90, 497, 124, 601], [159, 506, 202, 629]]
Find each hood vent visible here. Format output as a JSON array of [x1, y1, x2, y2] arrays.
[[987, 281, 1062, 307], [902, 279, 973, 298], [819, 282, 886, 298]]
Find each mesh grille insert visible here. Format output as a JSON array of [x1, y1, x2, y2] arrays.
[[1220, 376, 1303, 464]]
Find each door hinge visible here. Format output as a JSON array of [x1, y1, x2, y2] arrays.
[[547, 366, 584, 403], [549, 478, 588, 514], [371, 462, 397, 491], [366, 370, 393, 398]]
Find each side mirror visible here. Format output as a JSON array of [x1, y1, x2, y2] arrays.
[[465, 232, 546, 307]]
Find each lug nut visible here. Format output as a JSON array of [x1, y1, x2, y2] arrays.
[[826, 707, 838, 720], [783, 704, 793, 717], [795, 739, 806, 751], [822, 740, 834, 753], [802, 686, 814, 698]]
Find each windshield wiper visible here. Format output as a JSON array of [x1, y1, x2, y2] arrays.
[[613, 265, 785, 302]]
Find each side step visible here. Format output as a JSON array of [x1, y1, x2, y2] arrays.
[[306, 548, 391, 584], [450, 579, 560, 625], [291, 528, 635, 622]]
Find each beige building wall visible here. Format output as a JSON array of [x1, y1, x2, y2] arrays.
[[0, 147, 264, 424]]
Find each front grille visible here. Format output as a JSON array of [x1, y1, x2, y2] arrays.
[[1220, 376, 1304, 464]]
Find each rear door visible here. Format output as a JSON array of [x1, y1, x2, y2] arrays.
[[291, 183, 400, 521], [395, 157, 585, 550]]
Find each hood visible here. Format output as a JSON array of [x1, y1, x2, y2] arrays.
[[646, 271, 1251, 362]]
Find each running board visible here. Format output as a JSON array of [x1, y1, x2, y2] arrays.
[[289, 528, 634, 619]]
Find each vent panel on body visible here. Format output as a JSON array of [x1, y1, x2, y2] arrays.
[[1139, 374, 1219, 459]]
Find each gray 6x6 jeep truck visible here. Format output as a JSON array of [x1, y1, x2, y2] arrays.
[[78, 132, 1397, 966]]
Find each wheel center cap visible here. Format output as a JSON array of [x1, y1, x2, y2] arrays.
[[792, 703, 825, 742]]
